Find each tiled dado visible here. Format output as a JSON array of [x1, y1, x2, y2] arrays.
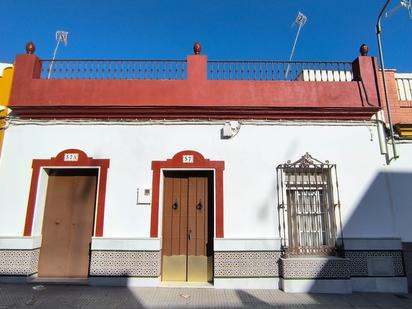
[[89, 250, 161, 277], [345, 251, 404, 277], [0, 249, 39, 276], [280, 257, 350, 279], [214, 251, 281, 277], [402, 243, 412, 287]]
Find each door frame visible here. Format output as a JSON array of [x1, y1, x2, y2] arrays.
[[150, 150, 225, 239], [23, 149, 110, 237]]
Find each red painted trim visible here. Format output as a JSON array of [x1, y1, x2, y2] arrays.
[[150, 150, 225, 238], [10, 55, 381, 121], [23, 149, 110, 237], [150, 169, 161, 238], [215, 169, 224, 238], [94, 160, 109, 237], [23, 167, 40, 236], [11, 106, 380, 120]]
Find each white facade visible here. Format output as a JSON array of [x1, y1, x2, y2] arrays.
[[0, 120, 386, 236], [0, 118, 410, 292]]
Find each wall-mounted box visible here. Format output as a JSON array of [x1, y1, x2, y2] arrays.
[[137, 188, 151, 205]]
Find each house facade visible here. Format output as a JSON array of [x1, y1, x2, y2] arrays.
[[0, 42, 410, 293]]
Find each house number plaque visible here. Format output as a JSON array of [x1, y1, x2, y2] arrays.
[[182, 155, 194, 163], [64, 153, 79, 161]]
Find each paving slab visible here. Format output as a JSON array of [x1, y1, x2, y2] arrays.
[[0, 283, 411, 308]]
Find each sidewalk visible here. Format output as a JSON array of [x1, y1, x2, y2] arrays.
[[0, 283, 411, 308]]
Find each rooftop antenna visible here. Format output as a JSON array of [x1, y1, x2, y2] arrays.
[[48, 30, 69, 79], [285, 12, 307, 80], [385, 0, 412, 18]]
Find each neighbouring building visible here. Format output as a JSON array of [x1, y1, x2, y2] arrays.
[[0, 42, 411, 293], [0, 63, 14, 155], [378, 68, 412, 291]]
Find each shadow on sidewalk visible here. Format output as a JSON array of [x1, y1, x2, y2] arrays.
[[235, 289, 270, 307]]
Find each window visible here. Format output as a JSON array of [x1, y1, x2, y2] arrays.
[[277, 153, 341, 256], [395, 75, 412, 102], [395, 74, 412, 108]]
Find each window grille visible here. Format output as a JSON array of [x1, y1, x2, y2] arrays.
[[276, 153, 342, 256]]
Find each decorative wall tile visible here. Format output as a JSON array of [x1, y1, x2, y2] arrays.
[[214, 251, 281, 277], [280, 257, 350, 279], [345, 251, 404, 277], [0, 249, 39, 276], [90, 251, 160, 277], [402, 244, 412, 288]]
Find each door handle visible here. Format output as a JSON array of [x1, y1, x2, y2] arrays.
[[188, 229, 192, 240]]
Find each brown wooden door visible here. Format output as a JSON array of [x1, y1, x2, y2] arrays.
[[162, 171, 213, 282], [38, 169, 97, 278]]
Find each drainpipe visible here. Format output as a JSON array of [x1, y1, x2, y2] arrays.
[[376, 0, 399, 160]]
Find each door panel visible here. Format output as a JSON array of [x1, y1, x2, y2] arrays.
[[162, 176, 187, 281], [195, 177, 206, 256], [162, 176, 173, 256], [187, 177, 197, 257], [179, 178, 188, 256], [187, 176, 208, 281], [171, 177, 181, 255], [187, 256, 209, 282], [162, 255, 187, 281], [38, 169, 97, 278], [162, 171, 213, 282]]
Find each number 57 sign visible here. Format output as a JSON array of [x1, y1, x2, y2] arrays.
[[182, 155, 194, 163]]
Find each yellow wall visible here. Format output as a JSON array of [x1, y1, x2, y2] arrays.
[[0, 66, 14, 155]]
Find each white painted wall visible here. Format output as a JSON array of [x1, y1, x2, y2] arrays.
[[0, 120, 410, 244], [384, 142, 412, 242]]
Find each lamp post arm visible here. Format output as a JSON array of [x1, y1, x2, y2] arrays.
[[376, 0, 399, 160], [377, 0, 392, 32]]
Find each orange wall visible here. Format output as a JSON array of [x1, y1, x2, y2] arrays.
[[0, 66, 14, 155]]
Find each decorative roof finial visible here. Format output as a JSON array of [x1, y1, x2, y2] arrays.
[[193, 42, 201, 55], [26, 41, 36, 54], [360, 44, 368, 56]]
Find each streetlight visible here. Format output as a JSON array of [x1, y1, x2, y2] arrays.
[[376, 0, 411, 160], [47, 31, 69, 79], [376, 1, 397, 160]]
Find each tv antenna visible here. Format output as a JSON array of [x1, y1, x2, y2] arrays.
[[48, 31, 69, 79], [285, 12, 307, 79], [385, 0, 412, 18]]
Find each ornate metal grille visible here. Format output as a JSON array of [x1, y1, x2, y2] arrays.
[[276, 153, 342, 256]]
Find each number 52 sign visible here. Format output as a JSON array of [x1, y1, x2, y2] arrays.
[[64, 153, 79, 162]]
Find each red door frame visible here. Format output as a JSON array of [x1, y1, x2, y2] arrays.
[[23, 149, 110, 237], [150, 150, 224, 238]]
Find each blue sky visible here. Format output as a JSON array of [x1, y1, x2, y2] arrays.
[[1, 0, 412, 71]]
